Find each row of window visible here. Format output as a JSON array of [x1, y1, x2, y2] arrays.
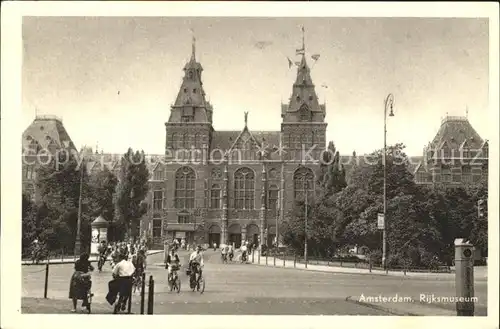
[[23, 166, 36, 180], [151, 166, 313, 211], [169, 133, 206, 149], [427, 149, 489, 159], [416, 172, 485, 183]]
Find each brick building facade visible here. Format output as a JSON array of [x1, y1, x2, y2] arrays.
[[140, 41, 327, 248], [414, 116, 488, 186]]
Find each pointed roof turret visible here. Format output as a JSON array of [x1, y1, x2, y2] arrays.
[[282, 26, 325, 122], [173, 34, 207, 109]]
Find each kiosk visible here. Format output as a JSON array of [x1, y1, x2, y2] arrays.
[[90, 215, 109, 255]]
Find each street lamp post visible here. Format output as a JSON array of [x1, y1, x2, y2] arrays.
[[74, 158, 85, 256], [382, 94, 395, 270]]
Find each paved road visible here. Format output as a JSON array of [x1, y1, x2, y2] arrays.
[[22, 250, 487, 315]]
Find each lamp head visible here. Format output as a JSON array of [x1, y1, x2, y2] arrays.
[[389, 106, 395, 117]]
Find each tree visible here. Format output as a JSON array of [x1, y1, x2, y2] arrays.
[[114, 148, 150, 241], [88, 167, 118, 221], [34, 151, 93, 252], [22, 193, 37, 255]]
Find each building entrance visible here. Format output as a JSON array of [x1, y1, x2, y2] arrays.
[[229, 234, 241, 248]]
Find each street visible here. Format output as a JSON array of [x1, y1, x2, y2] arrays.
[[22, 250, 487, 315]]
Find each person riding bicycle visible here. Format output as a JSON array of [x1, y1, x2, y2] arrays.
[[240, 243, 248, 262], [69, 253, 94, 313], [188, 246, 204, 288], [228, 243, 234, 261], [165, 249, 181, 283], [98, 241, 108, 270], [106, 252, 135, 312], [221, 244, 228, 262], [132, 249, 147, 279]]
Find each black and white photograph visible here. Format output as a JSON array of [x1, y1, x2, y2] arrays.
[[1, 1, 498, 328]]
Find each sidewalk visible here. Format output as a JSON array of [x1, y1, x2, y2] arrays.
[[21, 250, 164, 266], [247, 252, 488, 280]]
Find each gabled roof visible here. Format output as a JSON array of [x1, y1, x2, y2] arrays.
[[22, 115, 76, 152], [428, 116, 484, 151], [211, 129, 281, 154]]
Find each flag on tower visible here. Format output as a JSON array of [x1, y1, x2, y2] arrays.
[[287, 57, 293, 69]]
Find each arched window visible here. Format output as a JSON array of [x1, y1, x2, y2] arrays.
[[175, 167, 195, 209], [293, 167, 314, 199], [267, 184, 279, 211], [182, 133, 189, 148], [234, 167, 255, 209], [210, 184, 221, 209]]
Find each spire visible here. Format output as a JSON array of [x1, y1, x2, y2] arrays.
[[301, 26, 305, 55], [190, 28, 196, 61], [466, 105, 469, 119], [244, 111, 249, 127], [282, 26, 325, 123]]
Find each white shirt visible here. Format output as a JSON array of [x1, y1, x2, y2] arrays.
[[241, 245, 247, 252], [113, 259, 136, 277], [189, 251, 204, 266]]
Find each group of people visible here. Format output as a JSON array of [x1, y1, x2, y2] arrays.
[[220, 240, 254, 263], [165, 244, 205, 291], [69, 239, 149, 313]]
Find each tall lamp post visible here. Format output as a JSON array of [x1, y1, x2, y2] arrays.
[[382, 94, 395, 270], [74, 155, 85, 256]]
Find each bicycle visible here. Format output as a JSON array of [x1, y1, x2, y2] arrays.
[[168, 265, 181, 293], [132, 270, 143, 294], [189, 264, 205, 294], [85, 287, 93, 314]]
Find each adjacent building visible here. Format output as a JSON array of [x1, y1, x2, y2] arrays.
[[414, 116, 488, 186], [22, 115, 77, 201]]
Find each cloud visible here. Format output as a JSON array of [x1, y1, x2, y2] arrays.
[[254, 40, 273, 50]]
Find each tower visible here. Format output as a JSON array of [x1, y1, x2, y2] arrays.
[[281, 27, 327, 162], [165, 35, 214, 162]]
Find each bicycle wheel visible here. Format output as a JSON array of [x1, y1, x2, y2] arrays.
[[175, 276, 181, 293], [198, 275, 205, 294]]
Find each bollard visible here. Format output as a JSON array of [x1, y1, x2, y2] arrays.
[[258, 250, 261, 264], [140, 272, 146, 314], [454, 238, 475, 316], [147, 275, 154, 314], [369, 260, 372, 273], [43, 263, 49, 298], [283, 252, 285, 267], [265, 253, 268, 266], [61, 249, 64, 262], [273, 254, 276, 266], [294, 254, 296, 268], [252, 250, 255, 263]]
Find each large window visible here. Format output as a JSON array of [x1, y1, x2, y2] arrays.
[[152, 219, 162, 238], [462, 166, 472, 183], [210, 184, 221, 209], [268, 184, 279, 210], [153, 190, 164, 210], [175, 167, 195, 209], [153, 169, 165, 181], [293, 167, 314, 199], [25, 165, 36, 180], [178, 214, 194, 224], [234, 167, 255, 209]]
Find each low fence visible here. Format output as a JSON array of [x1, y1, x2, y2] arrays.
[[249, 250, 452, 275], [38, 261, 156, 314]]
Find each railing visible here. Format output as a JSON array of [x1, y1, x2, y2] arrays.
[[249, 249, 452, 275]]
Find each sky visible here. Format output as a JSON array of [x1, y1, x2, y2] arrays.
[[22, 17, 490, 156]]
